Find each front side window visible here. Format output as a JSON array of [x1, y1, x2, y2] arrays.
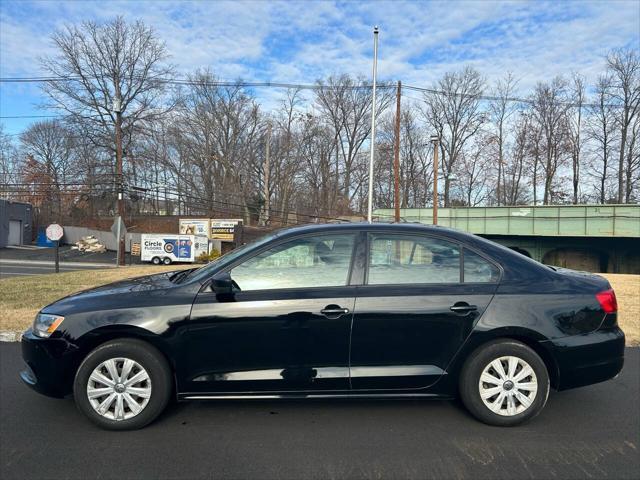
[[230, 234, 355, 291], [367, 234, 461, 285]]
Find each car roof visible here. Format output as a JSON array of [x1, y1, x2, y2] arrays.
[[273, 221, 468, 240]]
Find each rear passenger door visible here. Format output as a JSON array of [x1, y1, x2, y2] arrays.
[[350, 233, 500, 391]]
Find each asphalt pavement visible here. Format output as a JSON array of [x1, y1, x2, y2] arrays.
[[1, 343, 638, 479], [0, 246, 135, 278]]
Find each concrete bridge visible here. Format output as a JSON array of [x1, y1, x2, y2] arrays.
[[374, 205, 640, 274]]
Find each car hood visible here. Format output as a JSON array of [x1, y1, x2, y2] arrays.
[[41, 271, 180, 315]]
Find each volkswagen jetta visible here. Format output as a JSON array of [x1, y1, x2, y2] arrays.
[[20, 223, 625, 429]]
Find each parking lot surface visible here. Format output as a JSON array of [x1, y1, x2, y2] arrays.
[[1, 343, 638, 479]]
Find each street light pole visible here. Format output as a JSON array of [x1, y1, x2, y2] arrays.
[[367, 26, 379, 224], [393, 80, 401, 223], [114, 94, 125, 266], [430, 135, 439, 225]]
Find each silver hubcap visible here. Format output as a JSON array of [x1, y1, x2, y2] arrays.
[[478, 355, 538, 416], [87, 357, 152, 421]]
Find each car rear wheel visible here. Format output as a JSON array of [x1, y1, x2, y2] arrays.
[[459, 339, 549, 426], [73, 339, 172, 430], [151, 257, 160, 265], [162, 257, 172, 265]]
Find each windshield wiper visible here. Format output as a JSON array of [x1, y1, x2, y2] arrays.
[[170, 268, 196, 284]]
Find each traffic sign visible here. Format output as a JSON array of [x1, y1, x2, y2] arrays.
[[46, 223, 64, 242]]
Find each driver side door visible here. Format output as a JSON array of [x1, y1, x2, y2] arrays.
[[184, 233, 359, 395]]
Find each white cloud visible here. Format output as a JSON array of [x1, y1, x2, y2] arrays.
[[0, 0, 638, 115]]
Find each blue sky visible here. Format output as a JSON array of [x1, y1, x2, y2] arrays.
[[1, 0, 639, 136]]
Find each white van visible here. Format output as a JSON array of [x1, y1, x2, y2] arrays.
[[140, 234, 209, 265]]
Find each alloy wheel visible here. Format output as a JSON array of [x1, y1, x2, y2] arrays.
[[478, 355, 538, 416], [86, 357, 152, 421]]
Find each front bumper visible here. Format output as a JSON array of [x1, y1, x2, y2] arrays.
[[20, 329, 80, 398], [543, 327, 625, 391]]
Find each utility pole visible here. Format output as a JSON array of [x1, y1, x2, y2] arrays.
[[430, 135, 439, 225], [367, 26, 379, 224], [260, 123, 271, 226], [393, 81, 402, 222], [114, 94, 125, 266]]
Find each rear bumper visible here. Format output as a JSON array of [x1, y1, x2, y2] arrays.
[[543, 327, 625, 391], [20, 329, 79, 398]]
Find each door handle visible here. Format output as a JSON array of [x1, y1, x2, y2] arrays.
[[320, 305, 350, 318], [450, 302, 478, 314]]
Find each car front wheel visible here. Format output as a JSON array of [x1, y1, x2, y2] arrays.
[[459, 339, 550, 426], [73, 338, 172, 430]]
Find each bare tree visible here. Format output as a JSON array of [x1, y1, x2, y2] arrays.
[[504, 112, 531, 205], [456, 136, 492, 206], [19, 120, 77, 218], [0, 126, 19, 193], [529, 77, 571, 204], [40, 16, 173, 179], [315, 75, 392, 211], [606, 49, 640, 203], [422, 66, 486, 206], [489, 73, 518, 205], [399, 108, 432, 207], [586, 75, 618, 204], [169, 71, 261, 221]]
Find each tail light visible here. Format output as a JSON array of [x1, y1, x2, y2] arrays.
[[596, 289, 618, 314]]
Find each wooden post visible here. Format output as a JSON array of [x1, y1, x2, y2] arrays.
[[260, 123, 271, 226], [393, 81, 401, 223]]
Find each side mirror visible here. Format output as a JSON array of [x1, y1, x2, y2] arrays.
[[210, 272, 234, 295]]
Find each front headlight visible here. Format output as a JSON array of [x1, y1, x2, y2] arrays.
[[32, 313, 64, 338]]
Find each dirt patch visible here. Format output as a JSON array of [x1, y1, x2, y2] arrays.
[[602, 274, 639, 346]]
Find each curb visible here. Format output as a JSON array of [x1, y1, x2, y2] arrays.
[[0, 331, 22, 342]]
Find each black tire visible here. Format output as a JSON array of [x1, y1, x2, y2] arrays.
[[162, 257, 172, 265], [459, 339, 549, 427], [73, 338, 172, 430], [151, 257, 160, 265]]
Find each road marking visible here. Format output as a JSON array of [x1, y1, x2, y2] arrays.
[[0, 259, 114, 267], [0, 264, 110, 270]]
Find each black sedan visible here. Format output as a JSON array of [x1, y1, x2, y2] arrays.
[[20, 223, 625, 430]]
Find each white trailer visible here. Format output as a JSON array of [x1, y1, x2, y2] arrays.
[[141, 234, 209, 265]]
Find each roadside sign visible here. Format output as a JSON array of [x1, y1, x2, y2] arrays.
[[179, 218, 210, 236], [46, 223, 64, 241], [131, 242, 141, 256], [210, 219, 242, 241], [45, 224, 63, 273]]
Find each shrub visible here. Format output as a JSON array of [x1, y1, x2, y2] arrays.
[[196, 249, 221, 263]]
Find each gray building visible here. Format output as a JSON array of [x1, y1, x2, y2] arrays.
[[0, 199, 32, 248]]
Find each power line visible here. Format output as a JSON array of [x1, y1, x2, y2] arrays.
[[0, 114, 62, 119], [0, 75, 392, 90], [0, 74, 621, 108]]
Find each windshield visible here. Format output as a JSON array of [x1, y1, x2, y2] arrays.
[[185, 231, 282, 283]]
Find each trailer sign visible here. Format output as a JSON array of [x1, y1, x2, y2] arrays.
[[141, 234, 208, 264]]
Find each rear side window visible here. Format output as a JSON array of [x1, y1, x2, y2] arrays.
[[463, 248, 500, 283], [367, 235, 461, 285]]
